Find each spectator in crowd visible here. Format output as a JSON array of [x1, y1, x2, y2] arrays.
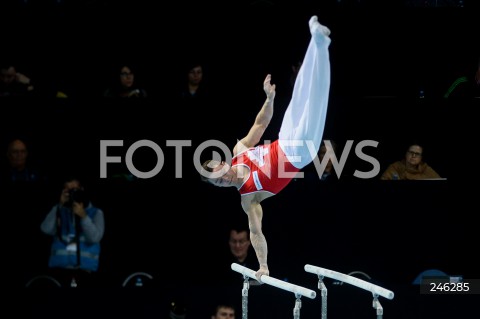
[[228, 225, 258, 269], [380, 143, 441, 180], [211, 303, 236, 319], [178, 60, 211, 107], [3, 138, 46, 183], [316, 139, 339, 181], [0, 63, 34, 97], [103, 63, 147, 98], [40, 176, 105, 287], [221, 222, 259, 283]]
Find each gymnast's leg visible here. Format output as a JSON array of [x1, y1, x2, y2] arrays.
[[278, 15, 331, 169]]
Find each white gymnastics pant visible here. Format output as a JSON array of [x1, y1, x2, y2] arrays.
[[279, 16, 331, 169]]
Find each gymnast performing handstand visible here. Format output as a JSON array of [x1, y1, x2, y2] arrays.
[[201, 15, 332, 282]]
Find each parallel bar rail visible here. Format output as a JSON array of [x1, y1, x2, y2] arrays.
[[304, 264, 394, 300], [231, 263, 316, 299]]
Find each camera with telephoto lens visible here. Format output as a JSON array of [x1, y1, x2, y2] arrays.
[[64, 188, 88, 208]]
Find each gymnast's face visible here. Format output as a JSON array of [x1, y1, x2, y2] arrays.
[[208, 160, 235, 187]]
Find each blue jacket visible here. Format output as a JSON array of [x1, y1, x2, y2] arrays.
[[42, 204, 104, 272]]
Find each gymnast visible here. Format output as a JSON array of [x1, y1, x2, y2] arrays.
[[201, 16, 332, 282]]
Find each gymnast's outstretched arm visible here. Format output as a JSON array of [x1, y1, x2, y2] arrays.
[[233, 74, 276, 156]]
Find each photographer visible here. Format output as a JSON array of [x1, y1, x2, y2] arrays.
[[40, 177, 104, 287]]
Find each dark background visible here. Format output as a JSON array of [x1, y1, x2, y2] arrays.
[[2, 1, 477, 318]]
